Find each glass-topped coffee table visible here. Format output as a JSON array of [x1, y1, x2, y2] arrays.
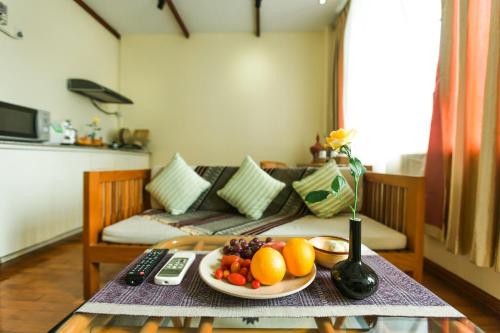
[[54, 236, 482, 333]]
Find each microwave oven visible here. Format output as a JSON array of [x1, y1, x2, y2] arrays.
[[0, 101, 50, 142]]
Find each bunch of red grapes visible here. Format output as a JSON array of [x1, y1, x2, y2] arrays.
[[222, 237, 273, 259]]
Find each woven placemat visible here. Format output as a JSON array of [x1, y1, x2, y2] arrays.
[[78, 253, 463, 318]]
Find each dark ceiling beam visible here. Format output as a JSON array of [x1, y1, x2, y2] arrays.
[[164, 0, 190, 39], [73, 0, 121, 39], [255, 0, 262, 37]]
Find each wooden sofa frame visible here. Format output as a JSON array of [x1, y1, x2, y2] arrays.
[[83, 169, 424, 299]]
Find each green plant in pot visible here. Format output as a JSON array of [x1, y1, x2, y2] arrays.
[[305, 129, 379, 300]]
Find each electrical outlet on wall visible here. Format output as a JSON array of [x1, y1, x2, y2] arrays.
[[0, 2, 7, 26]]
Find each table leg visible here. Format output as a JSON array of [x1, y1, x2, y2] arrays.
[[140, 317, 164, 333], [194, 241, 205, 251], [452, 318, 475, 333], [428, 318, 450, 333], [332, 317, 345, 329], [198, 317, 214, 333], [56, 313, 96, 333], [171, 317, 184, 327], [364, 316, 377, 328], [315, 317, 335, 333], [90, 315, 114, 329]]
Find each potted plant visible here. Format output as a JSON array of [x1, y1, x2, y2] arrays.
[[305, 129, 379, 300], [81, 116, 103, 146]]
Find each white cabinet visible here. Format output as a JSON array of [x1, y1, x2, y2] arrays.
[[0, 143, 150, 261]]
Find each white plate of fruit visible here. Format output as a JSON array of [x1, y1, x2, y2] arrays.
[[199, 237, 316, 299]]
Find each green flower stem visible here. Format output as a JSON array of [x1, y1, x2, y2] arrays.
[[333, 190, 354, 215], [352, 176, 359, 220], [340, 144, 359, 220]]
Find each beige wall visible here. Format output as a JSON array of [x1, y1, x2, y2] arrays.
[[120, 33, 327, 166], [0, 0, 120, 141], [425, 236, 500, 299]]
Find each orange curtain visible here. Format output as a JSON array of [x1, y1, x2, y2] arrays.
[[424, 0, 461, 239], [331, 4, 350, 131], [425, 0, 499, 269]]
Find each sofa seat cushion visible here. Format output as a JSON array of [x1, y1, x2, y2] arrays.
[[261, 213, 407, 250], [103, 213, 406, 250], [102, 215, 189, 245]]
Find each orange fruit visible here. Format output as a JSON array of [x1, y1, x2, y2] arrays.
[[250, 247, 286, 285], [282, 238, 315, 277]]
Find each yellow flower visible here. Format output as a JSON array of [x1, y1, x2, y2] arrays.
[[92, 116, 100, 125], [326, 128, 356, 151]]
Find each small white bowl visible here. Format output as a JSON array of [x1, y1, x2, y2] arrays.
[[308, 236, 349, 269]]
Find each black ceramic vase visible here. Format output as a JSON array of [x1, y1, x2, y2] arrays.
[[331, 218, 379, 300]]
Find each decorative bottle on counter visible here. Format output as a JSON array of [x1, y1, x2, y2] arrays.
[[310, 134, 323, 163], [61, 120, 77, 145]]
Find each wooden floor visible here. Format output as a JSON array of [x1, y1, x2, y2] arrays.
[[1, 234, 499, 333]]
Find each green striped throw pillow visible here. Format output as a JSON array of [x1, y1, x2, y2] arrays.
[[145, 153, 211, 215], [217, 156, 286, 220], [293, 161, 355, 218]]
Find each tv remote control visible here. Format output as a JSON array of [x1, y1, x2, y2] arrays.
[[125, 249, 168, 286], [154, 251, 196, 285]]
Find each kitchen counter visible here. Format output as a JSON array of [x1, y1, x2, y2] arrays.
[[0, 140, 150, 262], [0, 140, 150, 155]]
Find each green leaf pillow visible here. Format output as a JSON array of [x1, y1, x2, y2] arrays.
[[293, 161, 355, 218], [145, 153, 211, 215], [217, 156, 286, 219]]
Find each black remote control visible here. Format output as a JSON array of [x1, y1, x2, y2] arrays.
[[125, 249, 168, 286]]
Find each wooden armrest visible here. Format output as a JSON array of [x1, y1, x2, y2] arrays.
[[364, 172, 424, 189], [84, 169, 151, 245], [362, 172, 425, 255]]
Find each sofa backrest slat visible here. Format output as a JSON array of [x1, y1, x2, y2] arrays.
[[84, 170, 151, 245], [362, 172, 424, 255]]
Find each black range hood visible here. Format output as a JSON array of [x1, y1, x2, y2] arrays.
[[67, 79, 133, 104]]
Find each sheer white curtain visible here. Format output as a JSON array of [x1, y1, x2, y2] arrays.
[[343, 0, 441, 173]]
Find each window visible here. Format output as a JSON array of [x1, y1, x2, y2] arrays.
[[343, 0, 441, 173]]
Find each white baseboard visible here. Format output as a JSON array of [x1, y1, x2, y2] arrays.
[[0, 227, 82, 264]]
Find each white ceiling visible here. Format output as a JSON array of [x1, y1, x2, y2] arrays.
[[83, 0, 347, 35]]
